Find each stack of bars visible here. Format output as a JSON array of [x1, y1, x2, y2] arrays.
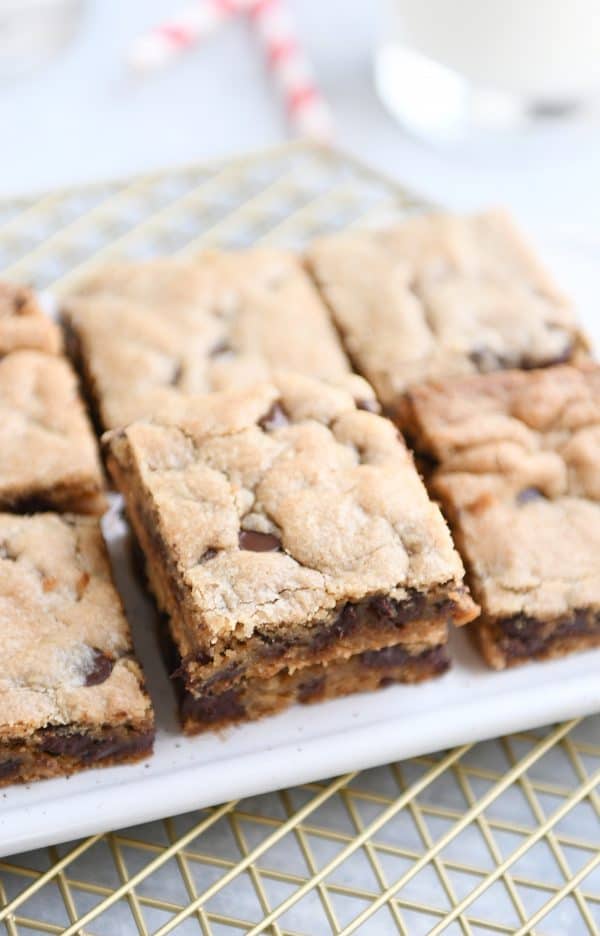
[[61, 208, 596, 735], [0, 284, 154, 786], [62, 247, 478, 731], [2, 206, 599, 784]]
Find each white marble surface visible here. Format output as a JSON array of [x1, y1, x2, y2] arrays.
[[0, 0, 599, 230]]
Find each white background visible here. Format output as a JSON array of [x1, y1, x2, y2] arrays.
[[1, 0, 600, 231]]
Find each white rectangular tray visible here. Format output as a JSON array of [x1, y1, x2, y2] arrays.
[[1, 216, 600, 860]]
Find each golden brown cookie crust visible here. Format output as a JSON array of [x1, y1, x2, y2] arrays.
[[306, 210, 588, 420], [63, 251, 376, 431]]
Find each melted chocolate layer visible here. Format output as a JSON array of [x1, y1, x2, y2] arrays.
[[181, 688, 245, 724], [181, 588, 459, 692], [0, 727, 154, 785], [498, 609, 600, 660], [177, 642, 450, 732]]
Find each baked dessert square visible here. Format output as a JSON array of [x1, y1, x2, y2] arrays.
[[0, 513, 154, 785], [105, 373, 477, 733], [0, 280, 62, 355], [306, 210, 588, 423], [406, 364, 600, 669], [0, 350, 105, 514], [62, 251, 375, 432]]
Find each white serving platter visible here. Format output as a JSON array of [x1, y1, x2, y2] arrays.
[[1, 224, 600, 859]]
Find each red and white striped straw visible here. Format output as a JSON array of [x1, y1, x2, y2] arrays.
[[128, 0, 240, 72], [127, 0, 333, 141], [247, 0, 334, 141]]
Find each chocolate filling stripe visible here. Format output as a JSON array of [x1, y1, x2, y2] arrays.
[[496, 608, 600, 660], [0, 726, 155, 785], [175, 591, 457, 692]]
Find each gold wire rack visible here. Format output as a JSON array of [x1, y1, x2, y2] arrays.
[[1, 142, 599, 936]]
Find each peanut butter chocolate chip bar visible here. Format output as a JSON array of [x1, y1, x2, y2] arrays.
[[105, 373, 477, 733], [173, 639, 451, 732], [0, 351, 105, 514], [0, 280, 62, 355], [0, 513, 154, 785], [406, 365, 600, 669], [306, 210, 588, 423], [62, 251, 376, 432]]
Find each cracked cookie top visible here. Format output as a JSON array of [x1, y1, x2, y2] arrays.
[[0, 280, 62, 356], [0, 514, 152, 737], [407, 365, 600, 620], [306, 210, 587, 416], [105, 372, 474, 640], [0, 351, 105, 513], [62, 251, 375, 430]]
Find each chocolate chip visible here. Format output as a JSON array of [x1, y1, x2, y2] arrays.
[[500, 609, 597, 660], [40, 731, 91, 757], [298, 676, 325, 703], [257, 631, 292, 659], [201, 663, 244, 692], [555, 609, 594, 639], [499, 615, 539, 638], [39, 729, 153, 762], [469, 347, 508, 371], [238, 530, 282, 552], [521, 341, 573, 369], [200, 548, 218, 563], [0, 758, 21, 780], [171, 647, 213, 679], [423, 646, 451, 672], [516, 487, 546, 505], [84, 648, 114, 686], [371, 592, 428, 625], [181, 688, 245, 724], [209, 339, 232, 358], [356, 398, 379, 413], [259, 402, 289, 431], [361, 644, 449, 672], [361, 645, 410, 668], [0, 541, 16, 561], [170, 361, 184, 386], [498, 615, 546, 657], [309, 604, 359, 653], [80, 731, 153, 764], [13, 292, 28, 314]]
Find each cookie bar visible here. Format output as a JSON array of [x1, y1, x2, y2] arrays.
[[0, 280, 62, 355], [406, 365, 600, 669], [0, 350, 105, 514], [174, 639, 450, 733], [306, 210, 587, 423], [62, 251, 376, 431], [105, 373, 477, 732], [0, 513, 154, 785]]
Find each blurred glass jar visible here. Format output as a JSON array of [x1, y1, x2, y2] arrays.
[[375, 0, 600, 143], [0, 0, 82, 77]]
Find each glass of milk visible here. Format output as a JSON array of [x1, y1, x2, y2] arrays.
[[375, 0, 600, 143]]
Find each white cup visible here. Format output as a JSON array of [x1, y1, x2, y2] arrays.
[[375, 0, 600, 142]]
